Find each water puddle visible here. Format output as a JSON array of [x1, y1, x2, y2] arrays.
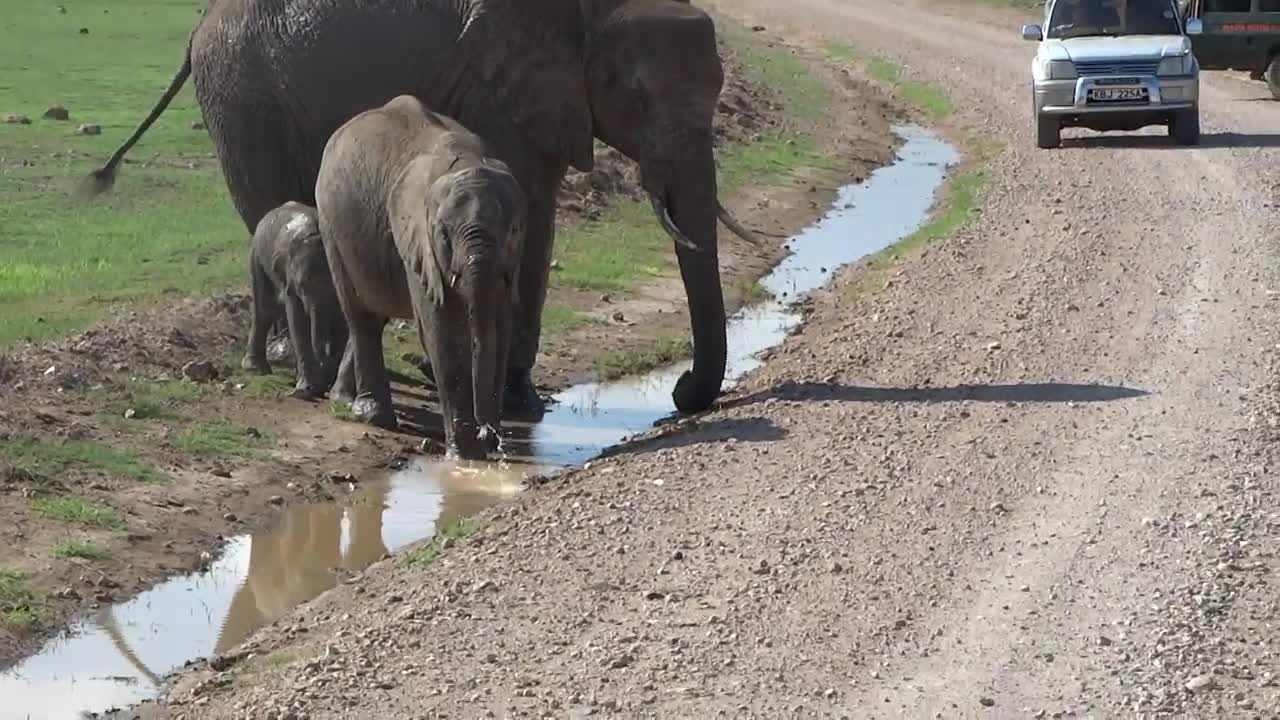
[[0, 124, 957, 720]]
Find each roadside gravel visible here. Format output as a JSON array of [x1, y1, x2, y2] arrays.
[[142, 0, 1280, 717]]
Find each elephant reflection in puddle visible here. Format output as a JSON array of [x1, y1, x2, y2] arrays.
[[214, 483, 391, 654]]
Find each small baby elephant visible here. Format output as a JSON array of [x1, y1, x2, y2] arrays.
[[317, 94, 526, 459], [240, 201, 348, 399]]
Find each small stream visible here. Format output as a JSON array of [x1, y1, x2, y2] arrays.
[[0, 124, 958, 720]]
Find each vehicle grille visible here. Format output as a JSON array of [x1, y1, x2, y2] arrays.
[[1075, 60, 1160, 76]]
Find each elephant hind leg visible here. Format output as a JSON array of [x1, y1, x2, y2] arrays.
[[325, 249, 395, 430], [242, 256, 279, 374]]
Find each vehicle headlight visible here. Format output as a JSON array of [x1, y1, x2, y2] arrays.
[[1158, 54, 1193, 76], [1039, 58, 1078, 80]]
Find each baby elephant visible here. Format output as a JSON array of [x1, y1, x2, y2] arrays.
[[241, 201, 348, 399], [317, 95, 526, 459]]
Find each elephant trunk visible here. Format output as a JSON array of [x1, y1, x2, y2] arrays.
[[457, 248, 502, 459], [648, 132, 727, 414]]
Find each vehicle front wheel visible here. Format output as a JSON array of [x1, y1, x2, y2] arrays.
[[1169, 107, 1200, 146], [1268, 55, 1280, 99], [1036, 113, 1061, 149]]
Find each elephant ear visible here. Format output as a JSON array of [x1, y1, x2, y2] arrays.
[[457, 4, 594, 172], [388, 172, 451, 306]]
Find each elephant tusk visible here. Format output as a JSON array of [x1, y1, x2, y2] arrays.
[[717, 201, 766, 244], [650, 195, 701, 253]]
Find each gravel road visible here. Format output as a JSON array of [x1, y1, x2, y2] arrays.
[[150, 0, 1280, 717]]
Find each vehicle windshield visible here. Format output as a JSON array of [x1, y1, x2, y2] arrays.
[[1047, 0, 1182, 38]]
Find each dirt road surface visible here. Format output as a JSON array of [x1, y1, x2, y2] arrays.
[[150, 0, 1280, 717]]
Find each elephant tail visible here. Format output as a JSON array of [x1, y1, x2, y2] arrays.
[[77, 39, 193, 199]]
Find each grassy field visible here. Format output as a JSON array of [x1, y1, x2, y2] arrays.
[[0, 0, 834, 354]]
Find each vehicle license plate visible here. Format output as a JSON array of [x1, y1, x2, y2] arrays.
[[1088, 87, 1147, 102]]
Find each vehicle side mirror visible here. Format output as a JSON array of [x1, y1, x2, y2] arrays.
[[1185, 17, 1203, 34], [1021, 23, 1044, 40]]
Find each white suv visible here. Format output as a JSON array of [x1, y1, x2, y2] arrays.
[[1023, 0, 1203, 148]]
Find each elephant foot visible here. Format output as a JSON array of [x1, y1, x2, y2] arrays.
[[672, 369, 721, 415], [351, 394, 397, 430], [240, 355, 271, 375], [502, 370, 546, 420], [329, 376, 356, 405], [289, 382, 325, 401]]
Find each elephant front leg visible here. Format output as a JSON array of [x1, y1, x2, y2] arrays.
[[505, 186, 558, 419], [285, 293, 327, 400]]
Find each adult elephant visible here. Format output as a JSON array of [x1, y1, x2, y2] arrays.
[[83, 0, 754, 417]]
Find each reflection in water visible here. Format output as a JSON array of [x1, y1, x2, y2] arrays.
[[0, 125, 958, 720]]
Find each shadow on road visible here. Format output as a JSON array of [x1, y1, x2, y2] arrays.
[[719, 380, 1149, 410], [1063, 132, 1280, 149]]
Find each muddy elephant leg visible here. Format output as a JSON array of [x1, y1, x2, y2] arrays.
[[322, 312, 349, 390], [505, 181, 559, 418], [330, 339, 356, 404], [284, 292, 326, 400], [241, 258, 276, 374], [348, 313, 395, 430]]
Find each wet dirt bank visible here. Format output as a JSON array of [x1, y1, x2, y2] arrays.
[[0, 22, 900, 676]]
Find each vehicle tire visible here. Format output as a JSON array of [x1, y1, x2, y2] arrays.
[[1036, 113, 1061, 149], [1268, 55, 1280, 100], [1169, 107, 1200, 145]]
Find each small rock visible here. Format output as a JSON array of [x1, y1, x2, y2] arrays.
[[4, 113, 31, 125], [325, 470, 356, 483], [78, 27, 89, 34], [44, 105, 70, 120], [986, 341, 1001, 350], [550, 259, 561, 270], [181, 506, 198, 515], [267, 495, 285, 506], [979, 697, 995, 707], [77, 123, 101, 135], [191, 121, 206, 130], [1185, 674, 1216, 693], [599, 293, 612, 303], [223, 512, 238, 522], [989, 502, 1008, 513], [1098, 635, 1113, 647], [181, 359, 218, 383], [751, 24, 766, 31], [611, 310, 626, 323], [123, 408, 137, 419]]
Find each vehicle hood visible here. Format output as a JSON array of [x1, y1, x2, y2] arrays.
[[1042, 35, 1190, 62]]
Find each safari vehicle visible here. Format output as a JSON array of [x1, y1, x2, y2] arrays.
[[1179, 0, 1280, 98], [1023, 0, 1203, 148]]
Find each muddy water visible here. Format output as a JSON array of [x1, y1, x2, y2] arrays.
[[0, 124, 956, 720]]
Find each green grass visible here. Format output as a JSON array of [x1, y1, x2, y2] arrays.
[[0, 570, 40, 631], [599, 335, 692, 378], [171, 418, 268, 458], [110, 379, 206, 419], [51, 541, 111, 561], [1, 434, 162, 483], [827, 44, 953, 119], [734, 276, 774, 304], [401, 517, 482, 567], [31, 496, 126, 530], [0, 0, 243, 348]]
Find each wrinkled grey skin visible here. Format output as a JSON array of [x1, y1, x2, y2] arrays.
[[241, 202, 347, 399], [317, 96, 525, 460], [81, 0, 757, 418]]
